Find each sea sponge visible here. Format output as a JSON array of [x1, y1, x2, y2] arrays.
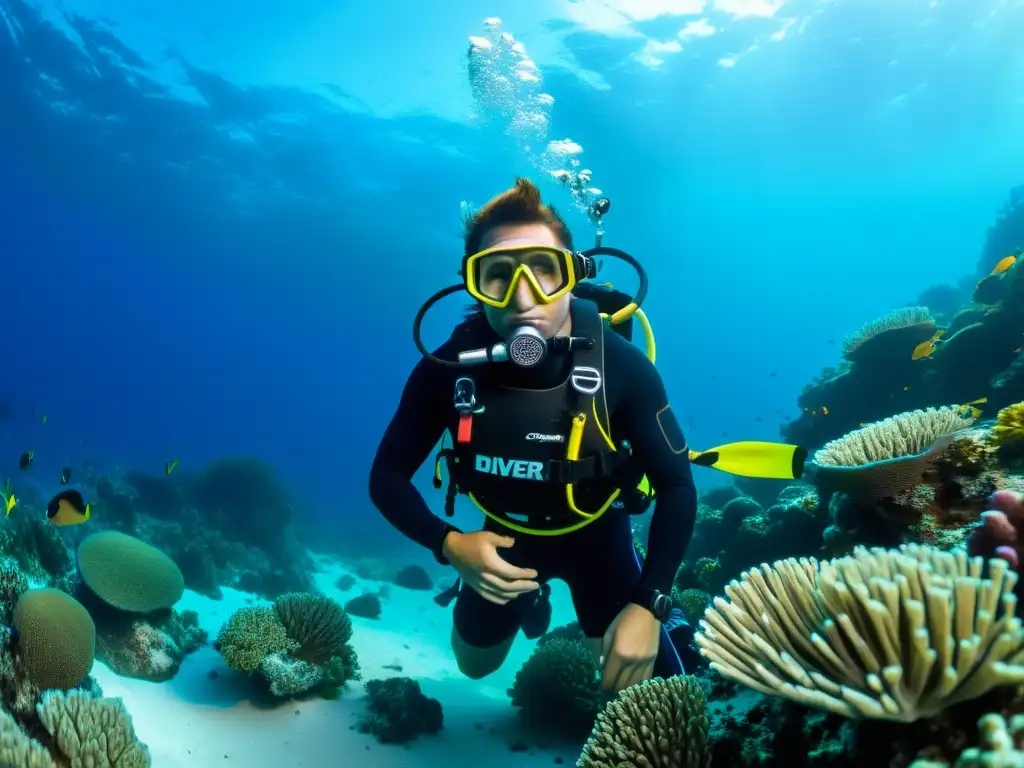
[[77, 531, 184, 612], [36, 689, 150, 767], [811, 406, 975, 499], [14, 588, 95, 691], [509, 638, 604, 738], [577, 676, 710, 768], [216, 605, 297, 673], [990, 402, 1024, 447], [695, 544, 1024, 722], [841, 306, 935, 362]]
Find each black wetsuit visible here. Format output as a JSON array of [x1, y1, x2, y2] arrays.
[[368, 313, 699, 677]]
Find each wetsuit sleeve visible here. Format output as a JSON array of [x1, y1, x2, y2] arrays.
[[614, 346, 698, 598], [368, 356, 457, 561]]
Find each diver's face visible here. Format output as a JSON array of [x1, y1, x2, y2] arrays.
[[479, 222, 573, 341]]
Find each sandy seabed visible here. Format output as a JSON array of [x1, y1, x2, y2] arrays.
[[92, 555, 581, 767]]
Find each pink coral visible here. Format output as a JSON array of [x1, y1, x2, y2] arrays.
[[967, 490, 1024, 568]]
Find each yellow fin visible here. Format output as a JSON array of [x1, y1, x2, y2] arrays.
[[690, 441, 806, 480]]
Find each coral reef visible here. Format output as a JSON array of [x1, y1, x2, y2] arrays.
[[0, 511, 76, 593], [0, 689, 150, 767], [920, 712, 1024, 767], [91, 605, 207, 682], [357, 677, 443, 744], [966, 489, 1024, 569], [783, 244, 1024, 456], [578, 675, 710, 767], [90, 457, 316, 600], [811, 406, 975, 500], [36, 689, 150, 766], [978, 186, 1024, 277], [216, 605, 297, 673], [696, 545, 1024, 721], [216, 594, 359, 698], [67, 533, 203, 682], [508, 638, 606, 739]]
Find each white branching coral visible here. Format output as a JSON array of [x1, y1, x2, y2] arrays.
[[813, 406, 974, 467], [695, 545, 1024, 722]]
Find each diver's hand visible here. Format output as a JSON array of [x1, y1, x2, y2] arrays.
[[442, 530, 540, 605], [600, 603, 660, 693]]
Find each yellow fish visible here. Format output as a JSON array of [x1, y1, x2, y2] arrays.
[[46, 490, 91, 527], [2, 478, 15, 516], [165, 457, 180, 475], [992, 254, 1017, 274], [957, 397, 988, 419], [911, 329, 944, 360]]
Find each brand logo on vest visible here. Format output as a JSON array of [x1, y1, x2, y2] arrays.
[[571, 365, 602, 395], [525, 433, 565, 443], [474, 455, 545, 480]]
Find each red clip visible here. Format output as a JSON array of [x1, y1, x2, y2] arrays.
[[457, 413, 473, 443]]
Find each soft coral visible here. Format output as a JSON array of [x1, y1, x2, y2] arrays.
[[966, 489, 1024, 568]]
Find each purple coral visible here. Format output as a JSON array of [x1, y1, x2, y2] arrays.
[[966, 490, 1024, 568]]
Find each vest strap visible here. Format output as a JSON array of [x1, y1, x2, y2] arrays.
[[547, 450, 630, 484]]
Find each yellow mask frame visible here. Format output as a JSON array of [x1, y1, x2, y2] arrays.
[[463, 244, 579, 309]]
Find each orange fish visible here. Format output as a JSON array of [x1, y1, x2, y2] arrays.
[[821, 406, 830, 415], [992, 254, 1017, 274], [912, 329, 944, 360]]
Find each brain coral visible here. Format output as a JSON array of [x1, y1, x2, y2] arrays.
[[811, 406, 974, 499], [78, 531, 184, 612], [14, 588, 95, 691]]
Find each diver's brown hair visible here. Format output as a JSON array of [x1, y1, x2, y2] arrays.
[[462, 177, 574, 257]]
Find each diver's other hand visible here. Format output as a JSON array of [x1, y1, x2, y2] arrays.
[[442, 530, 540, 605]]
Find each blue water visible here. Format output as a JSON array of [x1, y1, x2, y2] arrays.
[[0, 0, 1021, 551]]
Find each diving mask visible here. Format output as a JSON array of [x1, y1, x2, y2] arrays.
[[463, 244, 592, 308], [412, 196, 649, 368]]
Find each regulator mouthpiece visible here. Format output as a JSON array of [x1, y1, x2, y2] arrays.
[[505, 325, 547, 367], [456, 324, 548, 367]]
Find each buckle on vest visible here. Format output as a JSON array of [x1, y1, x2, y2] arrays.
[[570, 366, 602, 395], [454, 377, 477, 413]]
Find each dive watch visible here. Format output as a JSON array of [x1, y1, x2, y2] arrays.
[[632, 588, 673, 622]]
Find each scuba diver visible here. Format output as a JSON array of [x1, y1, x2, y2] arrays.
[[368, 177, 805, 693]]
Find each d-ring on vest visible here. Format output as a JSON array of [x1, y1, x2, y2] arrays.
[[431, 299, 650, 536]]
